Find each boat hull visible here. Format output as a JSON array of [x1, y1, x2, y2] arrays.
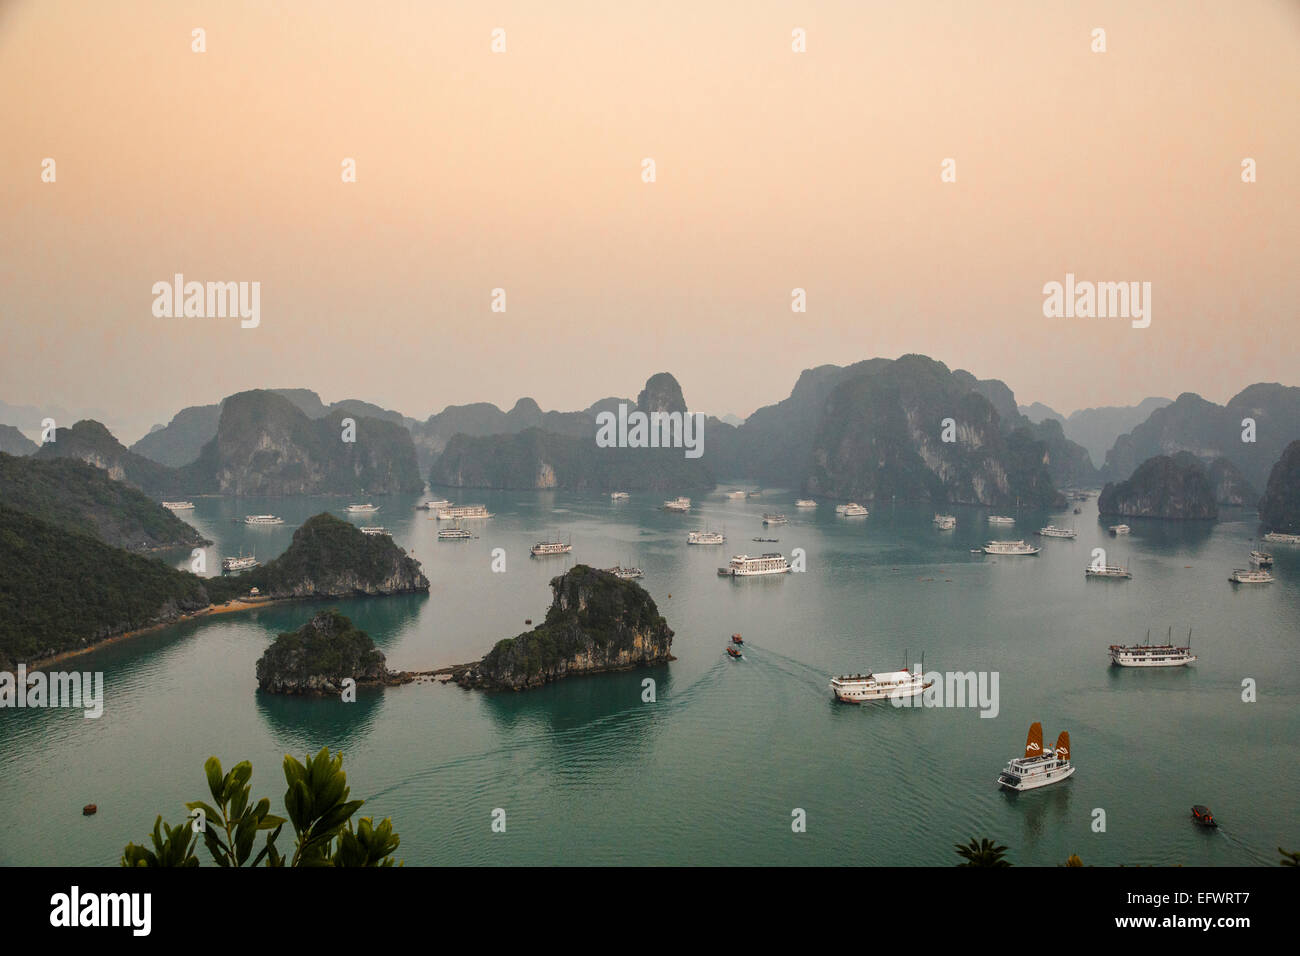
[[996, 763, 1075, 791]]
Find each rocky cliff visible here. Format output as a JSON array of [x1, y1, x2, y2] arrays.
[[207, 513, 429, 602], [1097, 452, 1219, 520], [182, 390, 423, 495], [1257, 440, 1300, 534], [802, 355, 1064, 508], [0, 424, 37, 456], [255, 609, 406, 695], [456, 565, 674, 691], [1206, 456, 1258, 507]]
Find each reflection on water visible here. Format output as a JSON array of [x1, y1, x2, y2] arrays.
[[255, 686, 386, 753]]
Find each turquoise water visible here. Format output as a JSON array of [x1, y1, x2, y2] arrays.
[[2, 491, 1297, 866]]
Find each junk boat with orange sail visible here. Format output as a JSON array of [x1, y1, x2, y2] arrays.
[[996, 722, 1074, 792]]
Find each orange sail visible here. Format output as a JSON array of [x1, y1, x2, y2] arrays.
[[1055, 731, 1071, 761], [1024, 721, 1044, 758]]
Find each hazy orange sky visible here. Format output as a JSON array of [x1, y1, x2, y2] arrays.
[[3, 0, 1298, 442]]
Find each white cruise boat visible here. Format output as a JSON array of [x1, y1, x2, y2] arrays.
[[1109, 630, 1196, 667], [829, 661, 933, 703], [933, 514, 956, 530], [795, 499, 817, 508], [687, 530, 726, 545], [987, 515, 1015, 525], [604, 565, 644, 580], [761, 513, 789, 525], [1109, 524, 1131, 535], [836, 503, 869, 516], [161, 500, 195, 511], [1229, 568, 1273, 584], [1036, 526, 1077, 539], [436, 504, 493, 520], [437, 523, 473, 540], [1085, 563, 1131, 579], [996, 722, 1074, 792], [663, 497, 692, 512], [244, 514, 284, 525], [221, 552, 258, 573], [530, 539, 573, 557], [717, 553, 791, 577], [360, 526, 390, 536], [417, 499, 450, 511], [1250, 550, 1273, 568], [345, 504, 380, 514], [610, 492, 630, 500], [983, 540, 1040, 555], [725, 490, 748, 500], [1264, 531, 1300, 544]]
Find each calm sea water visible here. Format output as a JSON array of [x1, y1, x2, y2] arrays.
[[2, 491, 1297, 866]]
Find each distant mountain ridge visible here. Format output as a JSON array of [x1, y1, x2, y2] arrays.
[[1020, 397, 1173, 468]]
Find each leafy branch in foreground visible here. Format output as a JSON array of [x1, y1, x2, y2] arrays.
[[954, 836, 1012, 867], [120, 748, 400, 867]]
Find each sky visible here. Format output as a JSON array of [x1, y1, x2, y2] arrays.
[[3, 0, 1298, 443]]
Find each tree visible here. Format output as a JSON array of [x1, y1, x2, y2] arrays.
[[121, 748, 400, 867], [954, 836, 1011, 867], [1280, 847, 1299, 867]]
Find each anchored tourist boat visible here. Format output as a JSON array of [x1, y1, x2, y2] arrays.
[[1037, 526, 1077, 539], [761, 513, 788, 525], [1109, 629, 1196, 667], [244, 514, 284, 525], [1109, 524, 1131, 535], [221, 552, 258, 573], [416, 499, 450, 511], [530, 538, 573, 557], [360, 526, 390, 536], [663, 497, 692, 512], [983, 540, 1040, 555], [996, 722, 1074, 792], [829, 659, 933, 703], [161, 500, 194, 511], [436, 504, 493, 520], [795, 499, 817, 508], [1263, 531, 1300, 544], [610, 491, 630, 500], [1250, 550, 1273, 568], [717, 553, 791, 577], [1229, 568, 1273, 584], [604, 565, 644, 579], [933, 514, 956, 530], [987, 515, 1015, 525], [836, 503, 869, 517], [687, 530, 726, 545], [437, 523, 473, 540], [1086, 563, 1132, 579], [345, 504, 379, 514], [725, 490, 748, 500]]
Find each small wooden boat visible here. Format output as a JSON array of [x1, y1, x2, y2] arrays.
[[1191, 805, 1217, 827], [726, 645, 743, 659], [82, 804, 98, 816], [731, 633, 744, 645]]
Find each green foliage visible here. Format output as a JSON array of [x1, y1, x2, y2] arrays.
[[954, 836, 1012, 867], [0, 505, 210, 668], [120, 750, 400, 867], [120, 816, 200, 867], [0, 451, 204, 551], [255, 609, 387, 690], [206, 512, 426, 603], [1280, 846, 1300, 867]]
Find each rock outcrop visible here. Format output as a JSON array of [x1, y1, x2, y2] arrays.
[[1097, 452, 1218, 520], [255, 609, 407, 695], [206, 513, 429, 602], [1257, 440, 1300, 534], [456, 565, 674, 691]]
